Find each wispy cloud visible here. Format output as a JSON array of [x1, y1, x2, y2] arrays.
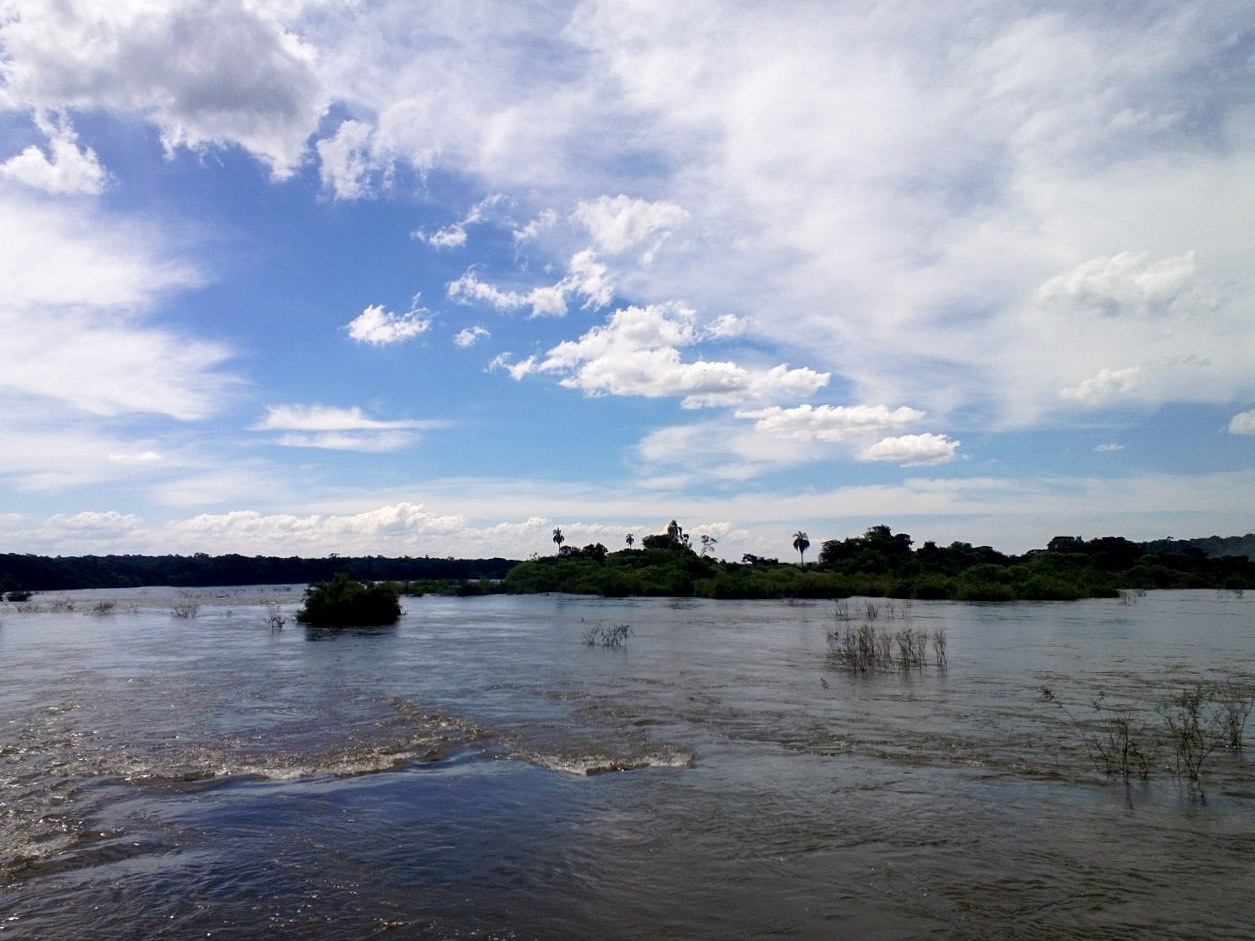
[[252, 405, 442, 452]]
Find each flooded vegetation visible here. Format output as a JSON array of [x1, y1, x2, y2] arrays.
[[1, 588, 1253, 938]]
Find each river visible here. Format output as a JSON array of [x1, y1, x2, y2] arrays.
[[1, 588, 1253, 938]]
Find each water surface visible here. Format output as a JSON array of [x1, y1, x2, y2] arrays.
[[1, 589, 1253, 938]]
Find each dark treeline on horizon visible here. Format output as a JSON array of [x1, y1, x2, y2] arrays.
[[0, 553, 514, 593], [1, 528, 1253, 599]]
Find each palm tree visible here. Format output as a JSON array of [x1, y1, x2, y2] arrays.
[[793, 530, 810, 566], [626, 533, 635, 550], [552, 527, 564, 553]]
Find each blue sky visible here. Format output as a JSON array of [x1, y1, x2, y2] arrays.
[[1, 0, 1253, 560]]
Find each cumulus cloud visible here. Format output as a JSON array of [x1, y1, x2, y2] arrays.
[[1037, 251, 1197, 319], [252, 404, 439, 451], [162, 501, 468, 554], [0, 0, 327, 177], [1060, 366, 1143, 405], [454, 326, 490, 348], [1229, 411, 1255, 436], [0, 112, 108, 195], [345, 302, 431, 345], [858, 433, 961, 466], [531, 303, 829, 408], [572, 194, 688, 257], [735, 404, 925, 441]]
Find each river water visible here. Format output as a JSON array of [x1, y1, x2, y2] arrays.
[[1, 588, 1253, 938]]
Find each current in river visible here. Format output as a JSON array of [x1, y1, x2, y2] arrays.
[[1, 588, 1253, 938]]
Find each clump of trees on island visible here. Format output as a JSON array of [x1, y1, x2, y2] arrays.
[[499, 523, 1255, 601]]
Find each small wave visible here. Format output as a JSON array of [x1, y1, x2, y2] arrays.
[[524, 748, 695, 777]]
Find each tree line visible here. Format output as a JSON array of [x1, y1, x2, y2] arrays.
[[2, 527, 1252, 600], [0, 553, 513, 594]]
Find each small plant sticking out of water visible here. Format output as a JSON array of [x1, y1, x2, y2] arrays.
[[89, 600, 116, 616], [583, 623, 633, 647], [828, 623, 946, 674], [1160, 685, 1222, 788], [266, 602, 287, 631], [1118, 588, 1147, 606], [171, 600, 199, 619], [1039, 687, 1153, 779], [1215, 673, 1254, 750]]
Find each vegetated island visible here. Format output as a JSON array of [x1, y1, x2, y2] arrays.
[[3, 525, 1254, 602]]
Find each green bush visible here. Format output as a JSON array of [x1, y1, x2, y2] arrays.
[[296, 572, 402, 627]]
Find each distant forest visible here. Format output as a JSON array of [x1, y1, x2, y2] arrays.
[[1, 530, 1252, 600], [0, 553, 513, 593]]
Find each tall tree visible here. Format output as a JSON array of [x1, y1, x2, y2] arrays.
[[552, 527, 565, 553], [626, 533, 634, 550], [793, 530, 810, 566]]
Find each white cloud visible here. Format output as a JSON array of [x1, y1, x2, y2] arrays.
[[513, 209, 557, 243], [534, 303, 829, 408], [0, 189, 234, 420], [160, 501, 468, 554], [413, 194, 508, 247], [572, 194, 688, 256], [1229, 410, 1255, 436], [0, 112, 108, 195], [447, 248, 613, 318], [1037, 251, 1197, 319], [487, 353, 538, 381], [454, 326, 490, 348], [1094, 443, 1125, 453], [252, 404, 430, 433], [735, 404, 925, 442], [705, 314, 746, 339], [858, 433, 960, 466], [345, 302, 430, 345], [0, 0, 328, 177], [252, 404, 439, 452], [1060, 366, 1142, 405], [316, 119, 382, 199]]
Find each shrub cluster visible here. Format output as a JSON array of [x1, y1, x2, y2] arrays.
[[296, 572, 402, 627]]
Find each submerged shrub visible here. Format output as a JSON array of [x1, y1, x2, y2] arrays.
[[583, 623, 633, 647], [1160, 685, 1221, 786], [1039, 687, 1154, 779], [297, 572, 402, 627]]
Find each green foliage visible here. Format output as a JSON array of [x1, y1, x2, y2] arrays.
[[296, 572, 402, 627]]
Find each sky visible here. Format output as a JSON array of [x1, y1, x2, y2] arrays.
[[1, 0, 1253, 562]]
